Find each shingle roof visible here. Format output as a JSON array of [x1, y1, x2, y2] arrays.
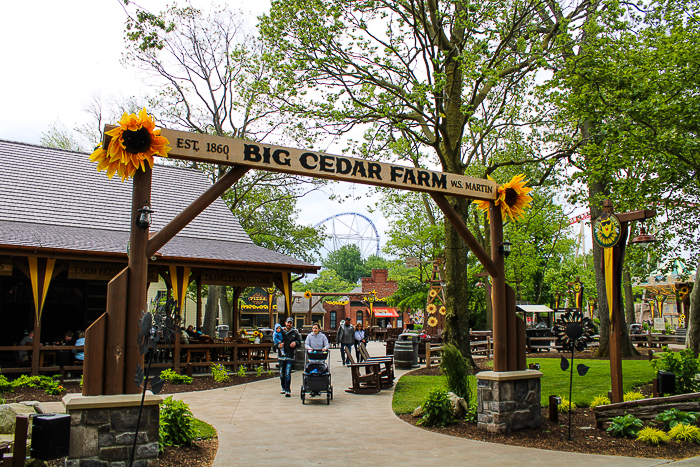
[[0, 139, 318, 272]]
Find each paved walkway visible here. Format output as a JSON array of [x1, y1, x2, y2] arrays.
[[45, 342, 699, 466]]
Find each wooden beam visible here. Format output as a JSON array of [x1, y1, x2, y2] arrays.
[[429, 193, 498, 277], [146, 166, 250, 258], [125, 168, 152, 395], [104, 268, 128, 395], [615, 209, 656, 223], [83, 312, 107, 396]]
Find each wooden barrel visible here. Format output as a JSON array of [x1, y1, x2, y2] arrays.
[[394, 340, 414, 370]]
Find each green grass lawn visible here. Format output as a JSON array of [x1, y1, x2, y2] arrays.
[[531, 357, 656, 407], [392, 358, 657, 414], [192, 418, 217, 440]]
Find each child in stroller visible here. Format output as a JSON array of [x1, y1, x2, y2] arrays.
[[301, 324, 333, 403]]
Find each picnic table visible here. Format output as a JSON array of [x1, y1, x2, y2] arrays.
[[0, 345, 84, 378]]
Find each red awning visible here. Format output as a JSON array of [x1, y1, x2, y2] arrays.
[[373, 307, 399, 318]]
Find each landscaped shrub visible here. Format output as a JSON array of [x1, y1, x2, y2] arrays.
[[557, 397, 577, 413], [439, 344, 473, 401], [623, 391, 644, 402], [589, 395, 611, 408], [212, 364, 230, 382], [159, 396, 196, 452], [636, 426, 669, 445], [417, 388, 453, 427], [669, 424, 700, 443], [607, 414, 643, 438], [655, 408, 700, 430], [256, 366, 263, 377], [12, 375, 63, 395], [236, 365, 246, 378], [159, 369, 193, 385], [0, 375, 13, 394], [651, 348, 700, 394]]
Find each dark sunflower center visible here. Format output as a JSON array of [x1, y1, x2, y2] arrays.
[[504, 187, 519, 207], [123, 127, 152, 154], [565, 322, 583, 340]]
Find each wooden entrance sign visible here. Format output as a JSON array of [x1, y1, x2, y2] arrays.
[[153, 128, 498, 201], [97, 123, 519, 396]]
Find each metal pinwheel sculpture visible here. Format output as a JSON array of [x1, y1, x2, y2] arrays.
[[131, 297, 181, 466], [553, 310, 595, 440]]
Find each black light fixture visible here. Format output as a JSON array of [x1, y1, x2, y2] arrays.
[[136, 205, 154, 230], [629, 224, 656, 248], [498, 241, 512, 257]]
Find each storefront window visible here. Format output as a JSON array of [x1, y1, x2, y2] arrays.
[[330, 311, 336, 329]]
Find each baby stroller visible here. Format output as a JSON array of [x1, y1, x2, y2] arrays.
[[300, 349, 333, 404]]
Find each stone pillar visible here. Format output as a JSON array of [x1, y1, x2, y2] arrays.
[[62, 392, 162, 467], [476, 370, 542, 433]]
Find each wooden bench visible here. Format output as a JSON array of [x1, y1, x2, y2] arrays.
[[527, 337, 562, 352], [425, 343, 443, 368]]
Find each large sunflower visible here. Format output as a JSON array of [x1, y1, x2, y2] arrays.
[[429, 289, 438, 298], [439, 306, 446, 315], [89, 108, 171, 181], [473, 174, 533, 222], [427, 316, 438, 327], [427, 303, 437, 314], [553, 311, 595, 352], [304, 290, 312, 300]]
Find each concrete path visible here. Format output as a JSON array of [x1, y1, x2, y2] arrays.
[[168, 342, 694, 467], [43, 342, 698, 466]]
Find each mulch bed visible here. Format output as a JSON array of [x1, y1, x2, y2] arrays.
[[402, 354, 700, 461], [2, 373, 275, 403], [398, 407, 700, 460]]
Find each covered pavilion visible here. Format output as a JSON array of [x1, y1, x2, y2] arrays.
[[0, 139, 319, 375]]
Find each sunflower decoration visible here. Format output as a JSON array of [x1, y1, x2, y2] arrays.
[[427, 303, 437, 315], [429, 289, 438, 298], [473, 174, 533, 222], [678, 286, 690, 300], [439, 306, 446, 315], [553, 311, 595, 352], [89, 108, 171, 181], [427, 316, 438, 327], [304, 290, 313, 300]]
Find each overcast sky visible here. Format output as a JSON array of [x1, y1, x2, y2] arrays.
[[0, 0, 388, 261]]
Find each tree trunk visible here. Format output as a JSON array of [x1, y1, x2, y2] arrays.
[[687, 256, 700, 356], [623, 268, 636, 326], [219, 288, 232, 327], [202, 285, 220, 337], [441, 196, 475, 364]]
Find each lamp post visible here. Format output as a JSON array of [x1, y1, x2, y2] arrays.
[[592, 199, 656, 403]]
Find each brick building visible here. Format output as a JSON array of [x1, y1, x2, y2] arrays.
[[322, 269, 399, 330]]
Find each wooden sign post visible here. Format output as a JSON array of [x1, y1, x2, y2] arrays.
[[592, 200, 655, 403]]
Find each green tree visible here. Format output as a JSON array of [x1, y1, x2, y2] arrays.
[[547, 0, 700, 355], [40, 121, 86, 152], [121, 2, 327, 334], [322, 245, 368, 284], [259, 0, 581, 356], [295, 269, 355, 294]]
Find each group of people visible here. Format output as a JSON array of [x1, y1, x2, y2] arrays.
[[272, 318, 330, 397], [336, 318, 369, 365], [17, 329, 84, 363]]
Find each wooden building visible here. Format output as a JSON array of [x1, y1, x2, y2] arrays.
[[0, 140, 319, 369]]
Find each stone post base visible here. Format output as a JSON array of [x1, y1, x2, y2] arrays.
[[62, 392, 162, 467], [477, 370, 542, 433]]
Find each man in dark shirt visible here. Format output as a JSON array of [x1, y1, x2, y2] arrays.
[[279, 317, 302, 397]]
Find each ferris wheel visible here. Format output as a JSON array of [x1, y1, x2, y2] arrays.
[[314, 212, 381, 259]]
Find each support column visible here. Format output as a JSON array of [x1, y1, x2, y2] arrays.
[[489, 203, 507, 372], [124, 168, 152, 394]]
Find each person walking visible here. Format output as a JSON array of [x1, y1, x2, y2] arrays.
[[278, 317, 302, 397], [337, 317, 355, 365], [354, 322, 367, 362]]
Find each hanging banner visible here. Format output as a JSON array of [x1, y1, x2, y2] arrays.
[[169, 265, 191, 312], [28, 256, 55, 322]]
